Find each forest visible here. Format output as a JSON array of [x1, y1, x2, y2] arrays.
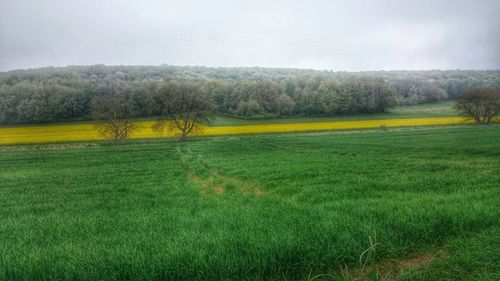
[[0, 65, 499, 124]]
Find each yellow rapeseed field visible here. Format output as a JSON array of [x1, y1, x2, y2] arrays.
[[0, 117, 469, 145]]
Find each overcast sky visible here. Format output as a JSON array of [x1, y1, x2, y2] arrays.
[[1, 0, 499, 71]]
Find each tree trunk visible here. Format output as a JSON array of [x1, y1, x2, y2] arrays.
[[179, 131, 187, 141]]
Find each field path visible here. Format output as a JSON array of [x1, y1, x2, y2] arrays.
[[176, 145, 266, 195], [0, 117, 469, 145]]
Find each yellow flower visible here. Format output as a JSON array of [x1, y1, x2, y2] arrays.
[[0, 117, 473, 145]]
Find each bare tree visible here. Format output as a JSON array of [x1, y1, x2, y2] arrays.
[[455, 88, 500, 124], [92, 95, 138, 143], [154, 82, 213, 141]]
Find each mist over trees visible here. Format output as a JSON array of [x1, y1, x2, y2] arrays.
[[0, 65, 498, 125]]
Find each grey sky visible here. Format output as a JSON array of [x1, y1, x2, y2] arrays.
[[1, 0, 499, 71]]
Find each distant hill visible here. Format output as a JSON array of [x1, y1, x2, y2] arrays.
[[1, 65, 499, 125]]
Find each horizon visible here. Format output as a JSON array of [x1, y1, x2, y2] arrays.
[[1, 63, 500, 74]]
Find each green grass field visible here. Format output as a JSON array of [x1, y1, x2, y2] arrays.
[[0, 101, 456, 129], [1, 124, 499, 281], [209, 101, 457, 126]]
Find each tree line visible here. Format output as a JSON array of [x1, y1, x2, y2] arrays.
[[93, 86, 500, 143], [0, 65, 498, 125]]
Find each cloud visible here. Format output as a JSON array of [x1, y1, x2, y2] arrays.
[[1, 0, 499, 71]]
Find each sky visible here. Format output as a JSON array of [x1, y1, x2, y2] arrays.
[[0, 0, 499, 71]]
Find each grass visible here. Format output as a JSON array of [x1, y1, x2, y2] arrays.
[[209, 101, 457, 126], [0, 101, 457, 129], [1, 124, 499, 280]]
